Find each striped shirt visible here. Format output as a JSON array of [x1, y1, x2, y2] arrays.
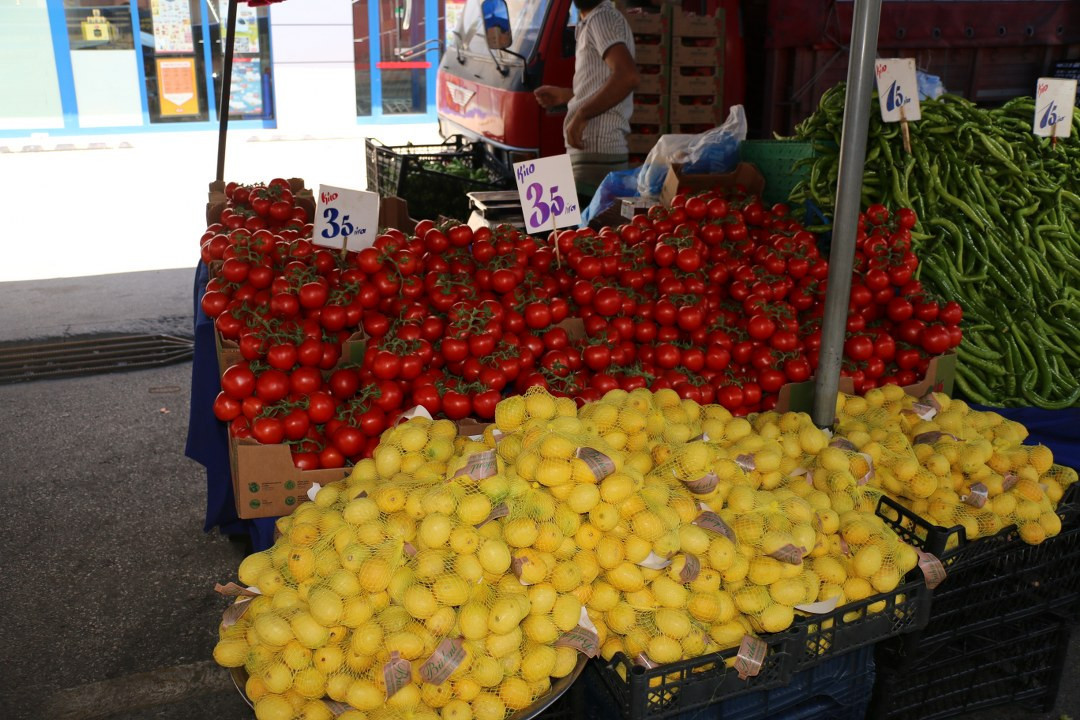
[[566, 1, 635, 155]]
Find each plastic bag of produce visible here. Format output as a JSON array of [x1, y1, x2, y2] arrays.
[[636, 105, 747, 196], [581, 167, 641, 225], [916, 70, 946, 101]]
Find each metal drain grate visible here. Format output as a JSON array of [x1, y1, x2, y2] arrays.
[[0, 334, 194, 384]]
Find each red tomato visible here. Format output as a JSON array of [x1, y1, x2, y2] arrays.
[[213, 392, 242, 421], [654, 343, 681, 369], [254, 369, 290, 402], [281, 409, 311, 441], [307, 392, 337, 424], [442, 391, 471, 420], [221, 364, 256, 400], [844, 335, 874, 362], [251, 417, 285, 445], [939, 301, 963, 326], [746, 315, 776, 341], [328, 368, 360, 399], [920, 324, 951, 355], [592, 288, 622, 317], [716, 385, 744, 411], [371, 350, 402, 380], [330, 425, 363, 456]]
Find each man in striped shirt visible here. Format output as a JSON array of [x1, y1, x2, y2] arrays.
[[534, 0, 639, 200]]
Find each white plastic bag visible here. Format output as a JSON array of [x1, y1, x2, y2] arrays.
[[636, 105, 747, 196]]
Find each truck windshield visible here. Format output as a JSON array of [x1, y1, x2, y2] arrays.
[[451, 0, 552, 62]]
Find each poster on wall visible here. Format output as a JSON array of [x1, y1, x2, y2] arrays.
[[219, 1, 259, 54], [156, 57, 200, 115], [150, 0, 194, 53], [228, 57, 263, 116]]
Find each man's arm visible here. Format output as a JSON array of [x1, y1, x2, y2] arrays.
[[535, 86, 574, 109], [566, 42, 639, 149]]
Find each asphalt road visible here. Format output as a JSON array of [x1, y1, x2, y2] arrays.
[[0, 270, 1077, 720]]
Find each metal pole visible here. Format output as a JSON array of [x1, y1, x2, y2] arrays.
[[811, 0, 883, 428], [215, 0, 240, 183]]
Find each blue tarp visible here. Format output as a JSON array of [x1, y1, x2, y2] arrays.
[[185, 262, 277, 551], [972, 404, 1080, 472]]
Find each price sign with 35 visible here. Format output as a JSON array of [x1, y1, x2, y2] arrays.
[[312, 184, 380, 252], [513, 155, 581, 234], [874, 58, 921, 122], [1034, 77, 1077, 138]]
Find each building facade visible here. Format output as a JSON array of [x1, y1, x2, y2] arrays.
[[0, 0, 452, 136]]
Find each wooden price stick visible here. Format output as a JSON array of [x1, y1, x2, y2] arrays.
[[899, 104, 912, 154]]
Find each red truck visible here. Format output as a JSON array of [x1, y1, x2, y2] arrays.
[[436, 0, 744, 172]]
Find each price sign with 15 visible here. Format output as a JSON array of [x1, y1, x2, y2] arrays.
[[874, 58, 921, 123], [513, 155, 582, 235], [312, 184, 380, 253], [1034, 77, 1076, 138]]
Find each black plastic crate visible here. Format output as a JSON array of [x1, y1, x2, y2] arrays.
[[789, 577, 929, 673], [710, 644, 875, 720], [594, 630, 795, 720], [364, 135, 510, 221], [870, 613, 1073, 720], [876, 494, 1080, 649], [589, 643, 876, 720]]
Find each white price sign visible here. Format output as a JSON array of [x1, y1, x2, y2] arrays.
[[1034, 78, 1076, 138], [513, 155, 581, 234], [875, 58, 921, 122], [313, 185, 380, 252]]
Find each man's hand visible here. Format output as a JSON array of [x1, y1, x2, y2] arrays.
[[534, 85, 572, 109], [565, 111, 587, 150]]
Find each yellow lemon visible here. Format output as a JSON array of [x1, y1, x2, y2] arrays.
[[478, 539, 512, 574], [852, 545, 883, 578], [757, 603, 794, 633], [253, 695, 294, 720]]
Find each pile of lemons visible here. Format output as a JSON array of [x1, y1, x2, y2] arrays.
[[834, 388, 1076, 546], [214, 385, 1073, 720]]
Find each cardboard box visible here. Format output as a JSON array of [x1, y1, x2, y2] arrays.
[[671, 123, 718, 134], [622, 5, 670, 34], [771, 352, 957, 416], [630, 102, 667, 125], [627, 133, 662, 154], [661, 162, 766, 206], [379, 196, 417, 233], [620, 196, 658, 218], [668, 98, 723, 125], [634, 43, 668, 66], [671, 9, 724, 38], [670, 70, 723, 95], [775, 377, 855, 415], [672, 42, 722, 67], [230, 436, 351, 519], [901, 352, 958, 398]]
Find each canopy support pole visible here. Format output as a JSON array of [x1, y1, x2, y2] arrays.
[[811, 0, 883, 428]]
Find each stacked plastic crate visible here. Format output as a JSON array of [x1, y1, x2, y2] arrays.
[[872, 491, 1080, 718], [667, 9, 726, 135], [623, 7, 671, 162]]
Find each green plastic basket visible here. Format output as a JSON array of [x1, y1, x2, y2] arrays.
[[738, 140, 816, 205]]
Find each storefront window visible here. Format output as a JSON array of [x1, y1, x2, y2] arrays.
[[353, 0, 433, 117], [64, 0, 135, 51], [353, 1, 373, 116], [64, 0, 144, 127], [208, 1, 275, 120], [136, 0, 211, 122]]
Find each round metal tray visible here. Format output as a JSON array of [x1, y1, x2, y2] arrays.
[[230, 653, 585, 720]]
